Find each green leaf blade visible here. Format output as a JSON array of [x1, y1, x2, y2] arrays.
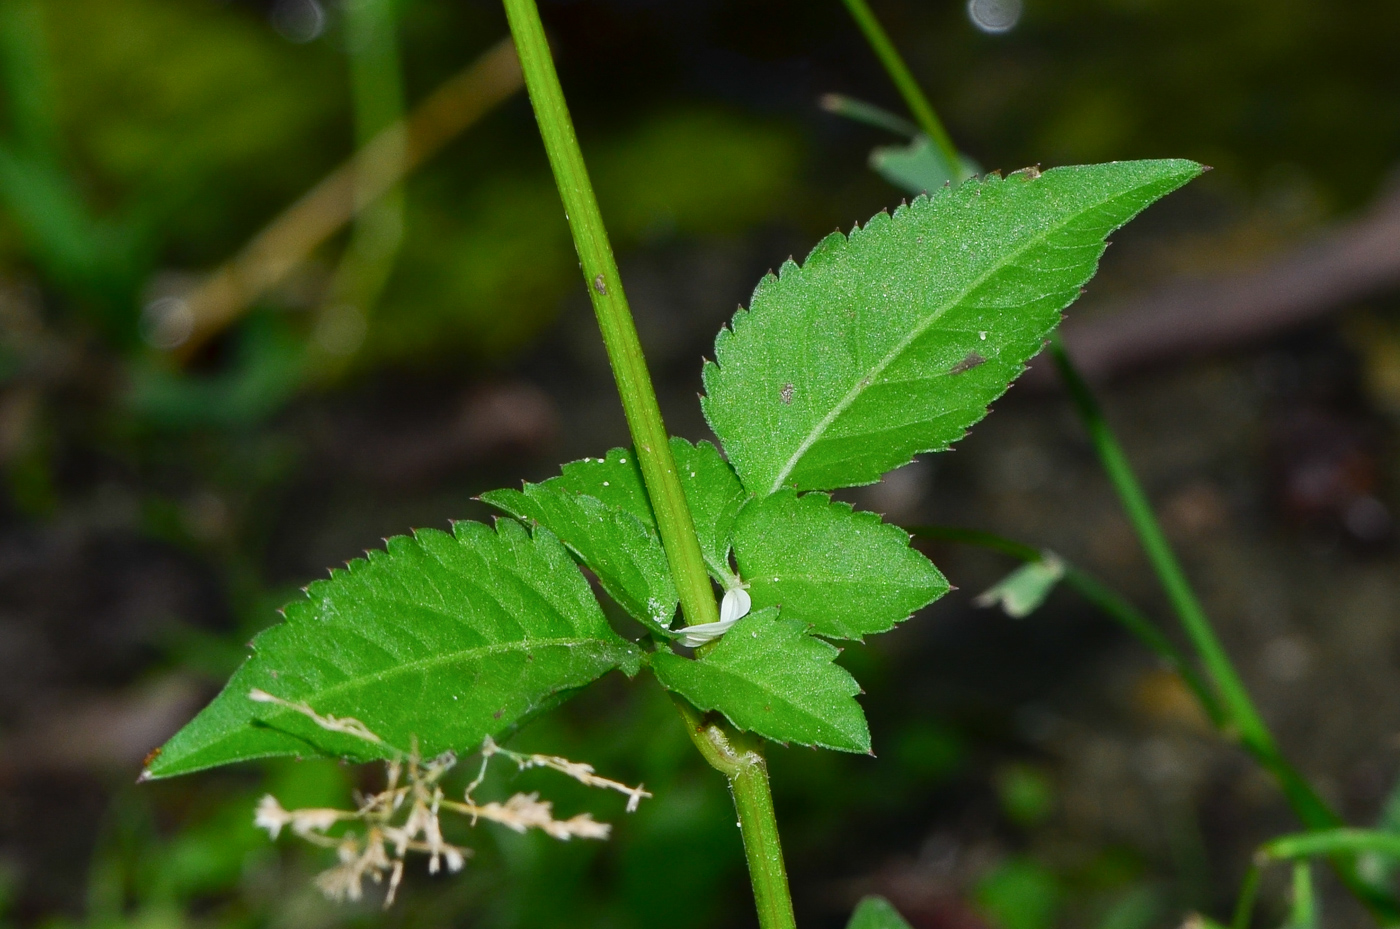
[[554, 447, 654, 526], [847, 896, 915, 929], [733, 490, 948, 640], [146, 520, 640, 779], [481, 482, 678, 629], [650, 608, 871, 753], [546, 440, 750, 589], [670, 437, 747, 587], [702, 160, 1204, 494]]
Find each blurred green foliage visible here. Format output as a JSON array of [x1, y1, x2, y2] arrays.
[[977, 858, 1064, 929], [995, 763, 1056, 829], [371, 109, 798, 364]]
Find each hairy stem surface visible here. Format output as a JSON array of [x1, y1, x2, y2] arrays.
[[502, 4, 794, 926], [674, 699, 797, 929], [1050, 335, 1400, 923], [501, 0, 718, 631]]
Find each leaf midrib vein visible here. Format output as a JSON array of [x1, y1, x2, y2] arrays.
[[767, 184, 1143, 493], [271, 635, 620, 709]]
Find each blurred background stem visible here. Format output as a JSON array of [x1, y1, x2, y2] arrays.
[[308, 0, 407, 372], [174, 38, 522, 360], [1050, 335, 1400, 921], [836, 0, 958, 169], [906, 524, 1226, 727], [844, 0, 1400, 921]]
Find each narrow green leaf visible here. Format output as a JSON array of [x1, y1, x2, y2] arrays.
[[146, 519, 640, 779], [671, 438, 747, 587], [550, 439, 748, 588], [974, 555, 1066, 619], [481, 483, 677, 630], [733, 489, 948, 640], [848, 896, 914, 929], [702, 160, 1204, 494], [650, 608, 871, 753], [870, 134, 979, 195]]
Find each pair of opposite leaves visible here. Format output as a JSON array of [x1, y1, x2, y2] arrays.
[[146, 159, 1203, 779]]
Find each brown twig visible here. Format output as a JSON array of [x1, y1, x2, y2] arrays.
[[173, 38, 523, 361], [1032, 176, 1400, 384]]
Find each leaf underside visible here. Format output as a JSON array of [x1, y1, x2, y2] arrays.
[[732, 489, 949, 640], [146, 519, 640, 779], [702, 159, 1204, 495], [649, 608, 871, 753]]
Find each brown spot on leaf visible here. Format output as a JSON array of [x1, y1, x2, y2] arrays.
[[780, 383, 794, 405], [949, 352, 986, 375]]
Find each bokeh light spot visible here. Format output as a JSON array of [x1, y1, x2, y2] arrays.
[[967, 0, 1022, 34], [270, 0, 326, 43]]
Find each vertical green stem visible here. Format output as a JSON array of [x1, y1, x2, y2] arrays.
[[501, 4, 794, 926], [1231, 864, 1262, 929], [837, 0, 960, 168], [674, 699, 797, 929], [501, 0, 717, 631], [1050, 335, 1400, 923], [1049, 337, 1270, 752]]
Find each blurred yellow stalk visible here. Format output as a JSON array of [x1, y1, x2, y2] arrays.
[[174, 37, 522, 361]]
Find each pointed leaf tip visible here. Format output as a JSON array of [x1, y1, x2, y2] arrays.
[[703, 159, 1203, 495]]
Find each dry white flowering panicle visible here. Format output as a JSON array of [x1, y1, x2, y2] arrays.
[[247, 691, 650, 908]]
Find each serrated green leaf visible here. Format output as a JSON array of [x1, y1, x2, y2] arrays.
[[733, 489, 948, 640], [481, 483, 678, 630], [555, 446, 654, 525], [650, 608, 870, 753], [847, 896, 915, 929], [551, 439, 749, 588], [702, 160, 1204, 495], [671, 438, 747, 586], [145, 519, 640, 779]]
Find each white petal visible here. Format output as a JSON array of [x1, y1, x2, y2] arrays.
[[674, 616, 740, 647], [719, 587, 752, 624]]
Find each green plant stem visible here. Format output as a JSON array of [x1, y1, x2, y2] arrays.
[[673, 698, 797, 929], [837, 0, 960, 168], [1231, 864, 1262, 929], [1231, 829, 1400, 929], [501, 0, 717, 631], [502, 5, 794, 926], [1049, 334, 1400, 923], [906, 524, 1224, 727]]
